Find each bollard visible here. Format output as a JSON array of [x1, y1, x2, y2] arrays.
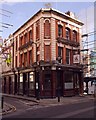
[[58, 96, 60, 102], [57, 87, 60, 102]]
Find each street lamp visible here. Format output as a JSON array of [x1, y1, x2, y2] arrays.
[[31, 41, 40, 100], [56, 56, 62, 102]]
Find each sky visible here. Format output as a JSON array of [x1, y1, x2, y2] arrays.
[[0, 1, 94, 41]]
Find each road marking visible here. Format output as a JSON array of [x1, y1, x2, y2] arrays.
[[50, 106, 95, 118]]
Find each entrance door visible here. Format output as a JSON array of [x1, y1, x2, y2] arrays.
[[56, 71, 63, 96], [23, 73, 28, 95]]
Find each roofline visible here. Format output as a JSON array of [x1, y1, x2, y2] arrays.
[[13, 8, 84, 35], [13, 8, 42, 35]]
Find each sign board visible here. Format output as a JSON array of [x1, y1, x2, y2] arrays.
[[65, 82, 73, 89], [73, 54, 80, 63]]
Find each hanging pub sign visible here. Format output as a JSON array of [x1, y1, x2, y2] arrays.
[[73, 54, 80, 63]]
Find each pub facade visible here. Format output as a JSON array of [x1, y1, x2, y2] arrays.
[[2, 8, 84, 98]]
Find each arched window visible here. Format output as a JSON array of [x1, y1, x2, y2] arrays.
[[73, 30, 77, 42], [44, 20, 50, 38], [58, 25, 63, 37], [66, 28, 70, 40]]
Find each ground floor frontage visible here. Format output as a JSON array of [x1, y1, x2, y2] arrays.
[[2, 64, 84, 98]]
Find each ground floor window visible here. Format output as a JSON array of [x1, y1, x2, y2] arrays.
[[64, 72, 73, 89], [44, 72, 51, 90], [29, 72, 35, 90], [74, 73, 79, 88], [20, 74, 23, 90]]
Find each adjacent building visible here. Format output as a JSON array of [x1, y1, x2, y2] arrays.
[[2, 34, 14, 94], [2, 8, 84, 98]]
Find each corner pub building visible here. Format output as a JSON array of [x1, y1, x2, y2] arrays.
[[2, 8, 84, 98]]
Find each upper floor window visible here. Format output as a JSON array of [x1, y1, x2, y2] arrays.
[[36, 21, 40, 40], [58, 25, 63, 37], [73, 30, 77, 42], [16, 37, 18, 51], [44, 20, 50, 38], [24, 52, 27, 67], [29, 50, 32, 65], [66, 49, 70, 64], [58, 47, 63, 63], [20, 36, 23, 46], [20, 54, 23, 67], [37, 47, 40, 63], [29, 30, 32, 41], [66, 28, 70, 40], [24, 33, 27, 44]]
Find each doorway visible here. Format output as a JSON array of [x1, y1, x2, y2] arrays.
[[56, 71, 63, 96], [23, 73, 28, 95]]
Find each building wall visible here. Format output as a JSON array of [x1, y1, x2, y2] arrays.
[[2, 8, 84, 97]]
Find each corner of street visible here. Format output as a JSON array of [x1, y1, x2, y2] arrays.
[[1, 93, 95, 117]]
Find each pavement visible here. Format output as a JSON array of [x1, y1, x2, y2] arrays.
[[1, 93, 95, 115]]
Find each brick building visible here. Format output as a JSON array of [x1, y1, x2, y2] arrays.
[[2, 8, 84, 98], [2, 34, 14, 94]]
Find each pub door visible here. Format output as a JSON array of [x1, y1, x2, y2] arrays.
[[23, 73, 28, 96], [56, 71, 63, 96]]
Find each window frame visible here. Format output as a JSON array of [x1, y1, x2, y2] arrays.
[[66, 28, 70, 40], [44, 19, 51, 38], [66, 48, 70, 65], [73, 30, 77, 42]]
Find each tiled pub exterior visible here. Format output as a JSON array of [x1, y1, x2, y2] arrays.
[[2, 8, 84, 98]]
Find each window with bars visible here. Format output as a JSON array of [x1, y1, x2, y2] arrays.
[[44, 20, 50, 38], [66, 49, 70, 64]]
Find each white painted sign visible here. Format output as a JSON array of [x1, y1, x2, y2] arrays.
[[36, 82, 38, 89], [20, 74, 23, 82], [73, 54, 80, 63]]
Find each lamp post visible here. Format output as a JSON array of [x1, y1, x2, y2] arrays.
[[56, 56, 62, 102], [31, 41, 40, 100]]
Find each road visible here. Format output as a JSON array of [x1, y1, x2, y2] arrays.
[[2, 96, 96, 119]]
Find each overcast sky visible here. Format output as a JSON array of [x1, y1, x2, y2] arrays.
[[0, 2, 94, 40]]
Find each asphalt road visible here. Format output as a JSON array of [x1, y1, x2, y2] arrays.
[[2, 96, 96, 119]]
